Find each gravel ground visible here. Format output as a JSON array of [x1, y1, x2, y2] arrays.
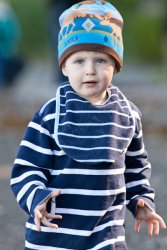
[[0, 61, 167, 250]]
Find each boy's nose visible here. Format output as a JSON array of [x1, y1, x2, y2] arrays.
[[85, 62, 96, 75]]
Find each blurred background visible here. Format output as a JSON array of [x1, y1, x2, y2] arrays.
[[0, 0, 167, 249]]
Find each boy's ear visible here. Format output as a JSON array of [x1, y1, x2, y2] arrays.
[[62, 63, 68, 77]]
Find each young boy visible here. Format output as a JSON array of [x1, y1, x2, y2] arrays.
[[11, 1, 166, 249]]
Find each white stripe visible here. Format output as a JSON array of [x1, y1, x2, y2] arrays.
[[61, 98, 128, 108], [126, 193, 155, 205], [60, 90, 76, 98], [108, 203, 125, 212], [110, 93, 125, 101], [53, 149, 66, 156], [60, 83, 71, 89], [13, 157, 114, 169], [21, 140, 53, 155], [87, 236, 125, 250], [26, 219, 124, 236], [58, 132, 130, 141], [118, 90, 136, 134], [25, 241, 72, 250], [126, 146, 145, 156], [75, 158, 115, 163], [59, 144, 122, 152], [20, 140, 64, 156], [51, 167, 125, 176], [10, 170, 47, 185], [93, 219, 124, 233], [125, 163, 151, 174], [105, 102, 129, 110], [59, 121, 134, 129], [132, 110, 140, 119], [13, 158, 65, 179], [55, 204, 124, 216], [126, 179, 150, 189], [43, 113, 55, 121], [14, 158, 53, 172], [28, 122, 50, 136], [17, 181, 45, 202], [60, 109, 130, 118], [54, 187, 126, 196], [26, 222, 91, 236], [134, 129, 142, 139], [27, 186, 44, 212], [54, 86, 61, 147], [56, 207, 106, 216], [14, 158, 37, 167], [144, 193, 155, 199], [61, 98, 88, 105]]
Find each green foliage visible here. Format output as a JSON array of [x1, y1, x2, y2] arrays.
[[108, 0, 138, 14], [125, 14, 163, 63], [8, 0, 49, 58]]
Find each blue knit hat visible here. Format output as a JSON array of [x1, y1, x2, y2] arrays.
[[58, 0, 124, 72]]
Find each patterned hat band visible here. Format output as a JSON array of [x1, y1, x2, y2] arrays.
[[58, 1, 124, 72]]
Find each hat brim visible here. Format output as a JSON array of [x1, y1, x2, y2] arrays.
[[59, 43, 122, 72]]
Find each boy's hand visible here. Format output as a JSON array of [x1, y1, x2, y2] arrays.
[[34, 190, 62, 232], [135, 199, 166, 236]]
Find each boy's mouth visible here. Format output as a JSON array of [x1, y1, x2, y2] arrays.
[[83, 81, 97, 85]]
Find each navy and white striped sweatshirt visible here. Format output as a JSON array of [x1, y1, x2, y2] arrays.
[[11, 83, 155, 250]]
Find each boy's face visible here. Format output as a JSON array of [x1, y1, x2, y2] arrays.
[[62, 51, 115, 105]]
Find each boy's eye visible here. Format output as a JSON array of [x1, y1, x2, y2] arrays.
[[75, 59, 84, 64], [96, 58, 106, 63]]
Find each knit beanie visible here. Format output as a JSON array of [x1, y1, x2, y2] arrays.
[[58, 0, 124, 72]]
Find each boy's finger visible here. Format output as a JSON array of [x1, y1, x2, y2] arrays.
[[135, 219, 141, 233], [147, 219, 160, 236], [46, 213, 63, 219], [157, 216, 166, 229], [151, 213, 166, 229], [35, 209, 43, 220], [50, 190, 61, 198], [42, 217, 58, 229], [152, 220, 159, 236], [34, 215, 41, 232], [34, 209, 43, 232], [137, 199, 145, 208], [147, 222, 153, 237]]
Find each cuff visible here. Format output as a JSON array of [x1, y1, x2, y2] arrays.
[[30, 188, 53, 217], [127, 196, 155, 218]]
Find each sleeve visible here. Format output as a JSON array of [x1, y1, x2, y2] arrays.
[[125, 109, 155, 217], [10, 108, 57, 217]]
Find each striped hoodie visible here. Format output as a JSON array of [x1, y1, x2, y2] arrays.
[[11, 82, 155, 250]]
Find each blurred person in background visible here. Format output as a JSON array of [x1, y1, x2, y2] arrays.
[[45, 0, 81, 84], [0, 0, 24, 88]]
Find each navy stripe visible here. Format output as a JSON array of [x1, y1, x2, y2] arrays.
[[56, 193, 125, 211]]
